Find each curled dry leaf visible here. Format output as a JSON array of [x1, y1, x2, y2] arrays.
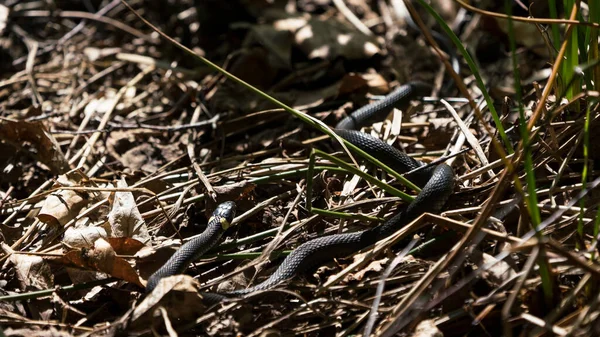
[[58, 239, 143, 287], [37, 172, 91, 227], [130, 274, 204, 327], [2, 243, 53, 290], [0, 115, 70, 174], [107, 178, 150, 244], [341, 253, 389, 283], [63, 226, 109, 248]]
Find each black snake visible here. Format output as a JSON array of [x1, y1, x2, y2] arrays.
[[146, 82, 456, 304]]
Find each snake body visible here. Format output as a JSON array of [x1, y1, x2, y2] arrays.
[[146, 201, 236, 293], [146, 83, 455, 304]]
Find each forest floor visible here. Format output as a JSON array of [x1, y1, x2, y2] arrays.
[[1, 1, 599, 336]]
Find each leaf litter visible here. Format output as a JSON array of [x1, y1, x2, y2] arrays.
[[0, 1, 598, 337]]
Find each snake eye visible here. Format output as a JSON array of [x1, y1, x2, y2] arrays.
[[213, 201, 237, 224]]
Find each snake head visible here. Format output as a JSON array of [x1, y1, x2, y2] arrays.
[[213, 201, 237, 229]]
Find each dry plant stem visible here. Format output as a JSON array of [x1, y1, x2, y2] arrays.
[[519, 313, 567, 336], [332, 0, 374, 36], [404, 0, 515, 180], [24, 39, 42, 105], [501, 245, 540, 336], [116, 0, 366, 181], [440, 98, 490, 170], [379, 6, 581, 334], [363, 237, 420, 337], [188, 106, 217, 201], [70, 66, 155, 168], [71, 61, 126, 99], [157, 307, 177, 336], [455, 0, 600, 29], [252, 185, 305, 271], [14, 10, 157, 42], [531, 273, 590, 335]]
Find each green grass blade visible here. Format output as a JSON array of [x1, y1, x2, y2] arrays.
[[589, 0, 600, 91], [120, 0, 425, 195], [505, 0, 551, 305], [414, 0, 513, 153], [312, 149, 413, 202]]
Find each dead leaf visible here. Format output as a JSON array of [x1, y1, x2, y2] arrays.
[[121, 143, 159, 172], [107, 178, 150, 244], [205, 181, 256, 217], [37, 173, 88, 227], [107, 237, 146, 255], [344, 255, 389, 282], [2, 243, 53, 290], [0, 115, 70, 174], [295, 17, 380, 60], [131, 275, 205, 327], [58, 239, 143, 287], [63, 226, 109, 248], [480, 253, 516, 285], [412, 319, 443, 337]]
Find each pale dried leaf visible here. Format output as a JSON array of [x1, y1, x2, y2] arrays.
[[37, 173, 91, 227], [0, 117, 69, 174], [345, 256, 389, 282], [412, 319, 443, 337], [131, 275, 204, 326], [481, 253, 516, 285], [107, 178, 150, 243], [57, 239, 144, 287], [63, 226, 109, 248], [3, 243, 53, 290]]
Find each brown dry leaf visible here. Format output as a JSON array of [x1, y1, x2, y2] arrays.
[[107, 178, 150, 244], [59, 239, 143, 287], [343, 254, 389, 283], [131, 275, 205, 327], [291, 80, 345, 110], [107, 237, 146, 255], [37, 173, 88, 227], [295, 17, 380, 60], [206, 181, 256, 217], [337, 73, 370, 96], [2, 243, 53, 290], [0, 113, 70, 174]]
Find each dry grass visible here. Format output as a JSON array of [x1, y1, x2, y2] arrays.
[[0, 1, 600, 336]]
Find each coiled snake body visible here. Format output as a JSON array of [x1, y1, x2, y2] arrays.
[[146, 82, 456, 304]]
